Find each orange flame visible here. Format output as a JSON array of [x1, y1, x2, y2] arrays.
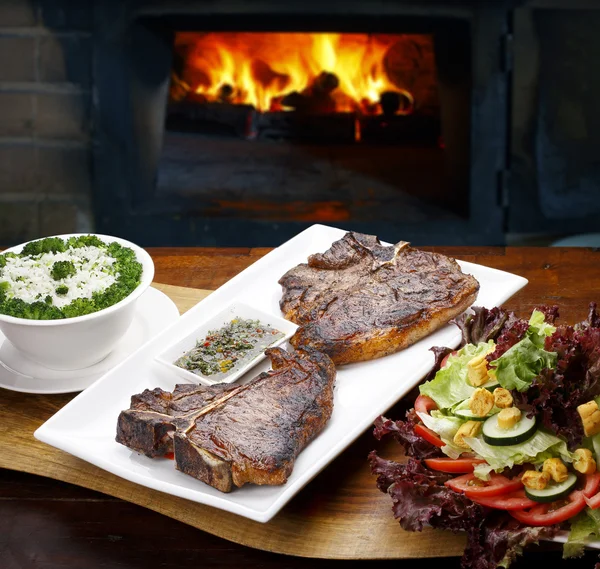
[[176, 32, 414, 114]]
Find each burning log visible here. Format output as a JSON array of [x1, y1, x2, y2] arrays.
[[166, 101, 256, 138], [187, 91, 208, 105], [359, 98, 379, 116], [277, 71, 339, 114], [166, 100, 440, 145], [218, 84, 235, 103], [380, 91, 402, 117], [253, 111, 355, 142], [312, 71, 339, 94], [380, 90, 414, 118], [279, 91, 304, 109], [277, 91, 335, 114]]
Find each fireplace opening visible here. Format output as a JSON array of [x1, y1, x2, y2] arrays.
[[156, 27, 470, 235]]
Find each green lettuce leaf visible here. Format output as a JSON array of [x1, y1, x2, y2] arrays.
[[490, 337, 557, 392], [419, 341, 495, 409], [467, 429, 573, 478], [528, 309, 557, 347], [489, 311, 557, 392], [564, 510, 600, 558]]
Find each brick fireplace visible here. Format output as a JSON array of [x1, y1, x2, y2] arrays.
[[0, 0, 93, 244], [1, 0, 600, 247]]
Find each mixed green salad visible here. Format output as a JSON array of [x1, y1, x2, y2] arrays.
[[0, 236, 143, 320], [370, 303, 600, 569]]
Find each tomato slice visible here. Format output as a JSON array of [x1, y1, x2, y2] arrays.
[[415, 394, 438, 415], [585, 492, 600, 509], [470, 489, 538, 511], [581, 473, 600, 508], [440, 350, 457, 369], [510, 491, 586, 526], [425, 457, 486, 473], [585, 492, 600, 510], [583, 472, 600, 498], [445, 472, 524, 498], [414, 395, 443, 446], [414, 423, 445, 448]]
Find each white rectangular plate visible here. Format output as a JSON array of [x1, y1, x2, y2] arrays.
[[155, 301, 297, 385], [35, 224, 528, 523]]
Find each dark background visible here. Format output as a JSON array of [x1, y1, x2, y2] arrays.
[[1, 0, 600, 248]]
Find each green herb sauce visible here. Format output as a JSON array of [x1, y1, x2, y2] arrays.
[[174, 317, 284, 379]]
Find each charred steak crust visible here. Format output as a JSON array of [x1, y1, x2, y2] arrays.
[[175, 346, 336, 492], [279, 232, 480, 365], [115, 347, 336, 493], [115, 383, 238, 458]]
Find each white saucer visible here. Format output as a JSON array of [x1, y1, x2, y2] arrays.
[[0, 287, 180, 394]]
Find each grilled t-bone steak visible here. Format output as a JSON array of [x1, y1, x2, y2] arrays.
[[116, 347, 336, 492], [174, 346, 335, 491], [279, 232, 479, 365]]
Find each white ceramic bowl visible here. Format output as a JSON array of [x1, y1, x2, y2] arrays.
[[0, 233, 155, 370]]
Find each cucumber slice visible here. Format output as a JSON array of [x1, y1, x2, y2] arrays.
[[453, 398, 500, 421], [525, 473, 578, 503], [482, 412, 537, 446], [454, 408, 488, 421], [482, 378, 500, 391]]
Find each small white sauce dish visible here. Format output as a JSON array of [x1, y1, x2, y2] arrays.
[[0, 233, 154, 371], [156, 301, 297, 386]]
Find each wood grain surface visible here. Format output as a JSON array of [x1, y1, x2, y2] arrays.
[[2, 246, 600, 568]]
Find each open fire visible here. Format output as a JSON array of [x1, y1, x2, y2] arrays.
[[160, 30, 453, 231], [172, 32, 438, 118]]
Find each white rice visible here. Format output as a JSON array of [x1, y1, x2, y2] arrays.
[[2, 246, 118, 308]]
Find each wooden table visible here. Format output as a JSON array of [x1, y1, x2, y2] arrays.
[[2, 246, 600, 569]]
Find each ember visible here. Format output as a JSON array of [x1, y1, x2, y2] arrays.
[[172, 32, 438, 116]]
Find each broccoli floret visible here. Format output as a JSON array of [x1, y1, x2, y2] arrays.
[[94, 282, 129, 311], [22, 237, 67, 256], [0, 281, 8, 303], [67, 235, 106, 249], [0, 298, 63, 320], [51, 260, 76, 281], [60, 297, 98, 318], [0, 252, 17, 269], [111, 246, 143, 289], [107, 242, 122, 256], [55, 285, 69, 296]]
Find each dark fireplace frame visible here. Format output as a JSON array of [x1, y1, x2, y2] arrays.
[[92, 0, 513, 246]]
